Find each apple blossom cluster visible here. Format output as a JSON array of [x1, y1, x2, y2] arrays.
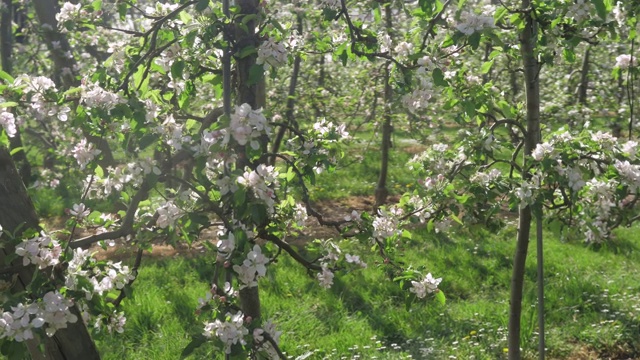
[[83, 159, 161, 198], [470, 169, 501, 188], [15, 233, 62, 269], [578, 179, 618, 243], [257, 37, 288, 70], [611, 1, 625, 27], [514, 179, 539, 210], [532, 142, 555, 161], [80, 81, 127, 112], [0, 291, 78, 341], [224, 104, 273, 149], [372, 206, 403, 240], [203, 312, 249, 354], [614, 160, 640, 191], [394, 42, 413, 58], [0, 111, 16, 137], [56, 2, 82, 23], [410, 273, 442, 299], [253, 320, 282, 359], [233, 245, 269, 289], [454, 11, 495, 35], [64, 247, 136, 300], [615, 54, 637, 69], [86, 261, 136, 298], [292, 203, 308, 228], [409, 143, 458, 175], [317, 265, 334, 289], [156, 200, 183, 229], [69, 203, 91, 219], [237, 165, 279, 213], [72, 138, 102, 169], [345, 254, 367, 268], [312, 118, 350, 140], [159, 114, 192, 152], [10, 75, 71, 124], [215, 231, 236, 260], [566, 0, 592, 22], [402, 62, 435, 111], [93, 311, 127, 334], [13, 75, 56, 94]]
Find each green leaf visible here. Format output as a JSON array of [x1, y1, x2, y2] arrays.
[[91, 0, 102, 12], [9, 147, 24, 156], [562, 48, 576, 63], [95, 165, 104, 178], [450, 213, 463, 225], [480, 60, 493, 74], [435, 290, 446, 305], [195, 0, 209, 11], [181, 334, 207, 359], [468, 32, 481, 50], [494, 6, 508, 23], [432, 68, 447, 86], [0, 102, 18, 108], [0, 70, 14, 83], [171, 60, 185, 80], [138, 133, 158, 150], [591, 0, 607, 20], [497, 100, 515, 118]]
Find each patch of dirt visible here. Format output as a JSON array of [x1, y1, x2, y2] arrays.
[[50, 196, 382, 262]]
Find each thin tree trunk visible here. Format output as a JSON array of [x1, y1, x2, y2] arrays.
[[0, 147, 100, 360], [234, 0, 265, 321], [576, 46, 590, 106], [508, 1, 541, 359], [270, 13, 303, 165], [375, 4, 393, 209], [32, 0, 115, 166], [1, 0, 31, 184]]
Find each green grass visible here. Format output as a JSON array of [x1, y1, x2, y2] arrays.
[[92, 224, 640, 359], [311, 131, 423, 201]]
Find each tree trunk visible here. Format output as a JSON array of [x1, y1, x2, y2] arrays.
[[1, 0, 32, 184], [508, 1, 541, 359], [234, 0, 266, 321], [270, 13, 302, 165], [32, 0, 115, 166], [576, 46, 590, 106], [375, 5, 393, 209], [0, 147, 101, 359]]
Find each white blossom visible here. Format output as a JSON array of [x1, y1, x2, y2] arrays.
[[317, 266, 334, 289], [203, 312, 248, 354], [410, 273, 442, 299], [0, 111, 17, 137], [615, 54, 637, 69]]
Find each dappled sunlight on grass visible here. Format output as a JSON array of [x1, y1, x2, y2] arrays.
[[92, 222, 640, 359]]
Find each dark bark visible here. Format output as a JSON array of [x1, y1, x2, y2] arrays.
[[508, 1, 541, 359], [1, 0, 32, 184], [32, 0, 115, 166], [374, 5, 393, 209], [270, 13, 302, 165], [234, 0, 265, 321], [576, 46, 590, 106], [0, 147, 100, 360]]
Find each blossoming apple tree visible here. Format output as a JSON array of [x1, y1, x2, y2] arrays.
[[0, 0, 638, 359]]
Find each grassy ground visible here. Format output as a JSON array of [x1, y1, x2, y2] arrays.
[[23, 126, 640, 359], [91, 223, 640, 360]]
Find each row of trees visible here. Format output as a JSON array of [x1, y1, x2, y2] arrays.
[[0, 0, 639, 359]]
